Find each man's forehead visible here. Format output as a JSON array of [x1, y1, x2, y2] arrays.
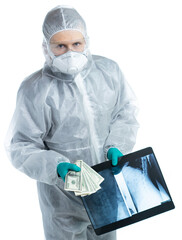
[[50, 38, 85, 44], [50, 30, 84, 43]]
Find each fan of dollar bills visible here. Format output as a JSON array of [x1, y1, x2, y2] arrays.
[[64, 160, 104, 197]]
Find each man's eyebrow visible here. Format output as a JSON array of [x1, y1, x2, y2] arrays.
[[50, 42, 65, 44], [50, 38, 85, 44]]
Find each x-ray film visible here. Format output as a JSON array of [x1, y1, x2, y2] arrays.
[[82, 147, 175, 235]]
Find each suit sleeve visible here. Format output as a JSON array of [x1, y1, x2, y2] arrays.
[[104, 66, 139, 156], [5, 81, 69, 185]]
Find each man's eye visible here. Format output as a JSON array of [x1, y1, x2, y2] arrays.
[[73, 42, 81, 46], [58, 44, 65, 48]]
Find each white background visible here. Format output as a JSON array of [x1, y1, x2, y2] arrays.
[[0, 0, 182, 239]]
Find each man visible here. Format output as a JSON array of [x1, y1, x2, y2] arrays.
[[5, 5, 139, 240]]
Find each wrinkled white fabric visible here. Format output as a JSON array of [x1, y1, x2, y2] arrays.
[[43, 5, 88, 42], [5, 5, 139, 240]]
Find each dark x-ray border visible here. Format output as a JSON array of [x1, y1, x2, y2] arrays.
[[82, 147, 175, 235]]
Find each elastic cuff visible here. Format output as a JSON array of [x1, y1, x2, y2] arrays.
[[103, 145, 116, 160]]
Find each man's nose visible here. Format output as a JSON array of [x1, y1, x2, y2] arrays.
[[67, 44, 74, 52]]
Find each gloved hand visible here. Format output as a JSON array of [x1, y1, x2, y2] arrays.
[[107, 148, 123, 166], [57, 162, 81, 182]]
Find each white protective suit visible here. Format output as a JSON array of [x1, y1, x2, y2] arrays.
[[5, 6, 139, 240]]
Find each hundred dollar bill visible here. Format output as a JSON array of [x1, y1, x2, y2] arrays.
[[74, 163, 103, 196], [82, 168, 99, 192], [64, 160, 104, 197], [75, 168, 98, 196], [83, 161, 104, 185], [74, 173, 92, 196], [64, 161, 82, 191]]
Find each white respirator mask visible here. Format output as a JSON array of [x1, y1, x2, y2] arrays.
[[51, 50, 88, 75]]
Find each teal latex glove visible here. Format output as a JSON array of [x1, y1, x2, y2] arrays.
[[107, 148, 123, 166], [57, 162, 81, 182]]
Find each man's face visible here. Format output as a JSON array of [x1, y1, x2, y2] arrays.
[[49, 30, 86, 56]]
